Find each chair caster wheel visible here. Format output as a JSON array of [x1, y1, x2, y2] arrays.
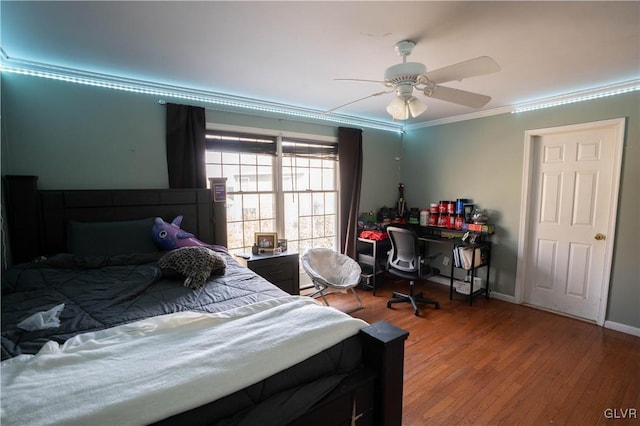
[[435, 303, 440, 310], [414, 310, 420, 316], [386, 302, 392, 309]]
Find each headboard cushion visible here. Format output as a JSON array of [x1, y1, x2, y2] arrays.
[[67, 218, 159, 256], [38, 188, 217, 257], [3, 176, 228, 264]]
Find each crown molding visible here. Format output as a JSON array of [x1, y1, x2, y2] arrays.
[[2, 52, 637, 134], [406, 105, 515, 129], [0, 54, 404, 134], [510, 79, 640, 113], [407, 78, 640, 130]]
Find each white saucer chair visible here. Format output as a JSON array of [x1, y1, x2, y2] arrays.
[[301, 248, 363, 313]]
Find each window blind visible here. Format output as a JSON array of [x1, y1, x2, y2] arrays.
[[282, 138, 338, 161], [205, 131, 277, 156]]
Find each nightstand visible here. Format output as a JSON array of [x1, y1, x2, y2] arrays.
[[235, 251, 300, 295]]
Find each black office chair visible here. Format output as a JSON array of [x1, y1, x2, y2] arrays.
[[386, 226, 440, 316]]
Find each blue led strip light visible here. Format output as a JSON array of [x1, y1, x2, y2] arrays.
[[0, 56, 404, 133], [512, 81, 640, 113]]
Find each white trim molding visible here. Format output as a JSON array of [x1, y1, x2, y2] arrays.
[[431, 275, 640, 337], [406, 78, 640, 130], [3, 52, 637, 135], [604, 321, 640, 338], [510, 80, 640, 113], [428, 276, 517, 304], [0, 55, 404, 134]]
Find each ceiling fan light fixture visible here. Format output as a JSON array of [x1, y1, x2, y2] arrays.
[[386, 95, 427, 120], [386, 96, 409, 120], [407, 96, 427, 117]]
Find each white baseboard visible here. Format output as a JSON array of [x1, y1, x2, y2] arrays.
[[429, 276, 517, 303], [428, 275, 451, 287], [419, 277, 640, 338], [487, 291, 517, 303], [604, 321, 640, 337]]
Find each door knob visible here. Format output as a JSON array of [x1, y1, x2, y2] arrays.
[[594, 233, 605, 241]]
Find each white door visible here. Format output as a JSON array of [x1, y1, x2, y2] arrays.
[[518, 119, 624, 324]]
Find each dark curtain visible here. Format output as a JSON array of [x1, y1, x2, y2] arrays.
[[166, 103, 207, 188], [338, 127, 363, 259]]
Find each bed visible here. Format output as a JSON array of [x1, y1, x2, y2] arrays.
[[1, 176, 409, 426]]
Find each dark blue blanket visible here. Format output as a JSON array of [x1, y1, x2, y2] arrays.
[[1, 251, 287, 360]]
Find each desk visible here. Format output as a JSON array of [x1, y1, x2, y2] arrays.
[[359, 226, 492, 304]]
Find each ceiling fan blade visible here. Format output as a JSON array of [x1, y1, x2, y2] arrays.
[[323, 90, 392, 114], [334, 78, 389, 85], [424, 56, 500, 85], [425, 85, 491, 109]]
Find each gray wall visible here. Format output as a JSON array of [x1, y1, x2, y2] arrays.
[[402, 92, 639, 328], [1, 73, 401, 205], [2, 74, 168, 189]]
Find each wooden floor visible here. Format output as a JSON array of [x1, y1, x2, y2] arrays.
[[320, 277, 640, 425]]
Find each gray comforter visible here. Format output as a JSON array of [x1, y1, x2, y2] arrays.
[[1, 251, 287, 360]]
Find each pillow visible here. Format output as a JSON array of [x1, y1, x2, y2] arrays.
[[67, 218, 159, 256], [158, 246, 227, 289]]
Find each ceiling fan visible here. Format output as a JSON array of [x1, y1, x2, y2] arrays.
[[327, 40, 501, 120]]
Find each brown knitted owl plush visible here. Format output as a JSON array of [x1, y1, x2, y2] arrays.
[[158, 246, 227, 289]]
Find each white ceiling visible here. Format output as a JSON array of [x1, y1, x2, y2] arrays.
[[2, 1, 639, 127]]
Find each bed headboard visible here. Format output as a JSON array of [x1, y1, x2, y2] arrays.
[[3, 175, 227, 265]]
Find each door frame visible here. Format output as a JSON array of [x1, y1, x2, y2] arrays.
[[514, 118, 626, 326]]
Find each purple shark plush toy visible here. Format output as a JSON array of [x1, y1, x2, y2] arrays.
[[152, 216, 212, 251]]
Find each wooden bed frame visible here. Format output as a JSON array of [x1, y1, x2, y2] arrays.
[[2, 175, 409, 425]]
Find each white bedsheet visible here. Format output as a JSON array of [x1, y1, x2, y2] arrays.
[[1, 296, 368, 426]]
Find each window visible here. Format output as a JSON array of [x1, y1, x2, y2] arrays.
[[205, 130, 339, 257], [281, 138, 338, 253]]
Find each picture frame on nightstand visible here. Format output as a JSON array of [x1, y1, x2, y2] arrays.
[[255, 232, 277, 252]]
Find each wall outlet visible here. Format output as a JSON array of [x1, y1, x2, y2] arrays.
[[442, 256, 450, 266]]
